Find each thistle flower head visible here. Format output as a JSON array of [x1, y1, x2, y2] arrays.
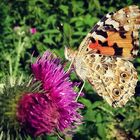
[[30, 51, 83, 135], [0, 76, 41, 139], [29, 28, 37, 34], [0, 51, 83, 139], [17, 93, 60, 136]]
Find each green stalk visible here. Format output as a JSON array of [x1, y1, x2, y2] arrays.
[[13, 36, 25, 77], [8, 57, 12, 76]]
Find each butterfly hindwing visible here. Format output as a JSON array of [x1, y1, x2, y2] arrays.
[[84, 53, 138, 107]]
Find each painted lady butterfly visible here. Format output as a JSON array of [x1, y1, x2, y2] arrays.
[[65, 5, 140, 107]]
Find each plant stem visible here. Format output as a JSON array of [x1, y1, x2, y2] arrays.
[[13, 37, 24, 77]]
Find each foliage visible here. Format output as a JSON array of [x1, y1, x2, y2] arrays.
[[0, 0, 140, 140]]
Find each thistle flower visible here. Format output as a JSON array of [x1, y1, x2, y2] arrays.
[[0, 76, 42, 139], [17, 92, 60, 136], [30, 51, 83, 135], [29, 28, 37, 34], [0, 51, 83, 139]]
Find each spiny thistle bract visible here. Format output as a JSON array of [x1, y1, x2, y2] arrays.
[[0, 76, 42, 139]]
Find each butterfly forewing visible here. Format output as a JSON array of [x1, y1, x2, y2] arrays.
[[78, 5, 140, 59]]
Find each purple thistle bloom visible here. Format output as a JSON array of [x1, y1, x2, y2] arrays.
[[17, 51, 83, 136], [29, 27, 37, 34], [17, 93, 60, 136]]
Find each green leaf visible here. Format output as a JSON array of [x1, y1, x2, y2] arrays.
[[132, 119, 140, 131], [80, 98, 92, 108], [46, 135, 57, 140], [59, 5, 69, 15], [97, 124, 106, 139], [91, 101, 102, 109], [84, 109, 96, 122], [96, 113, 102, 123], [94, 0, 101, 9]]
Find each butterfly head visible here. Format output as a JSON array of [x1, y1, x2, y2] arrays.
[[64, 46, 77, 61]]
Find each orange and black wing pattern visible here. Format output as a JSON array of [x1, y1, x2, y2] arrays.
[[83, 5, 140, 59]]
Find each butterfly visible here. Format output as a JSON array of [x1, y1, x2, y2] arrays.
[[65, 5, 140, 107]]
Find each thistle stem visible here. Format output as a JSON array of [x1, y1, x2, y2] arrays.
[[13, 37, 24, 77]]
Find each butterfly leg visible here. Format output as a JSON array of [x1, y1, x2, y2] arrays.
[[66, 58, 74, 73], [76, 80, 85, 101]]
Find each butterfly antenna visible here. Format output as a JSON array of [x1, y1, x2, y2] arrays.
[[57, 22, 75, 73], [57, 22, 71, 48]]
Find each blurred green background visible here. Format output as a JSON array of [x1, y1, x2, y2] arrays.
[[0, 0, 140, 140]]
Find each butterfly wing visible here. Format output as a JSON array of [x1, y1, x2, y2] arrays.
[[78, 5, 140, 60], [84, 53, 138, 107], [64, 5, 139, 107]]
